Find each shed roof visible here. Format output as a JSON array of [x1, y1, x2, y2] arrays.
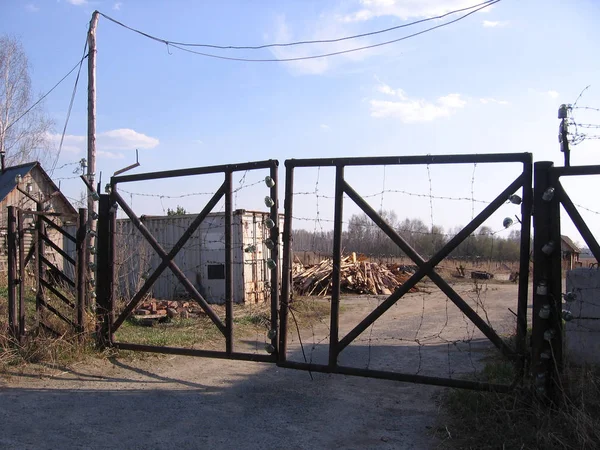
[[561, 235, 580, 253], [0, 162, 76, 215], [0, 162, 37, 203]]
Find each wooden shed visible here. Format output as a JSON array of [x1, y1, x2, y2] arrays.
[[561, 235, 581, 271], [0, 162, 77, 272]]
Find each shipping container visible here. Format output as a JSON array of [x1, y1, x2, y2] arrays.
[[115, 210, 283, 304]]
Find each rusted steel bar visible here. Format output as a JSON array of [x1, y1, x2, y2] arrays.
[[40, 255, 75, 288], [96, 195, 111, 347], [7, 206, 18, 339], [225, 171, 233, 355], [23, 240, 36, 267], [40, 215, 77, 243], [76, 208, 87, 332], [556, 181, 600, 263], [285, 153, 532, 169], [111, 187, 227, 333], [532, 162, 561, 401], [278, 165, 294, 364], [17, 209, 26, 342], [269, 163, 280, 356], [40, 279, 75, 309], [550, 164, 600, 177], [113, 159, 278, 183], [516, 159, 533, 371], [38, 297, 76, 329], [112, 342, 276, 363], [328, 166, 345, 367], [278, 361, 513, 393], [338, 173, 526, 353], [40, 234, 76, 266], [343, 179, 516, 359]]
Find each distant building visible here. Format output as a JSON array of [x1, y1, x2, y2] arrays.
[[0, 162, 77, 272], [561, 235, 580, 270]]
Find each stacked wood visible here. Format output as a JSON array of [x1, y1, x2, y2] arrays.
[[293, 254, 419, 296], [133, 300, 204, 320]]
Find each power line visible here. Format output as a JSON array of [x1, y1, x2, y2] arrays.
[[98, 1, 500, 63], [99, 1, 498, 51], [50, 39, 89, 176], [4, 53, 89, 134]]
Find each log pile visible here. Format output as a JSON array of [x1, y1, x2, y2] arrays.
[[293, 254, 418, 296]]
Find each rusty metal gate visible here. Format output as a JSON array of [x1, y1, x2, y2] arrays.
[[96, 160, 280, 362], [7, 206, 89, 341], [277, 153, 533, 391]]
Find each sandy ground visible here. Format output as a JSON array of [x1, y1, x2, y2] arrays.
[[0, 282, 522, 450]]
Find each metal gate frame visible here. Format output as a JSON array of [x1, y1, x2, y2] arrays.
[[278, 153, 533, 391], [7, 206, 88, 341], [531, 161, 600, 399], [96, 160, 280, 363]]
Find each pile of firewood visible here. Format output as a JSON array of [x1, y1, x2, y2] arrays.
[[293, 254, 418, 296], [133, 300, 204, 320]]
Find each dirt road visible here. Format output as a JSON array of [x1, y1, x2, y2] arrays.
[[0, 282, 520, 449]]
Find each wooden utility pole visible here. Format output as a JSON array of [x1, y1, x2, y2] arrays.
[[87, 11, 99, 262]]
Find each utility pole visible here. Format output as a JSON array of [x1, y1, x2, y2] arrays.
[[558, 104, 570, 167], [87, 11, 99, 264]]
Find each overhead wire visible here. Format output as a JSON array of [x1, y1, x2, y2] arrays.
[[98, 0, 498, 50], [98, 0, 500, 63], [4, 53, 89, 134], [50, 38, 89, 176]]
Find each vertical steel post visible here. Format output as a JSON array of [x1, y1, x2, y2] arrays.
[[76, 208, 87, 333], [548, 171, 563, 373], [17, 210, 26, 342], [516, 159, 533, 372], [96, 195, 111, 347], [36, 202, 45, 317], [269, 162, 280, 355], [329, 165, 345, 367], [278, 164, 294, 364], [225, 171, 233, 355], [532, 161, 561, 401], [7, 206, 17, 339]]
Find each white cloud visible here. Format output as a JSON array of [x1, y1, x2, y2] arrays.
[[66, 0, 87, 5], [482, 20, 508, 28], [100, 128, 159, 150], [547, 90, 560, 99], [480, 97, 509, 105], [320, 124, 331, 130], [113, 2, 122, 10], [98, 151, 125, 159], [25, 4, 39, 12], [343, 0, 493, 22], [370, 85, 466, 123], [48, 128, 159, 154], [194, 139, 204, 145]]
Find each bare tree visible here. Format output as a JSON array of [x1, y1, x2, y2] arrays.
[[0, 35, 54, 166]]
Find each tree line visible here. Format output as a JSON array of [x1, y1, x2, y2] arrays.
[[292, 210, 522, 261]]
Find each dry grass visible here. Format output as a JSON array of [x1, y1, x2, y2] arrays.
[[437, 361, 600, 449]]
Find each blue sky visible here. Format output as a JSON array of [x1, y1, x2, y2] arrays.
[[2, 0, 600, 245]]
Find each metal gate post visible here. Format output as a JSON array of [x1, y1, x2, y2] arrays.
[[76, 208, 88, 333], [7, 206, 18, 339], [225, 171, 233, 355], [96, 195, 112, 347], [17, 210, 26, 343], [532, 161, 562, 401], [329, 165, 345, 368], [268, 162, 279, 357], [278, 163, 294, 364]]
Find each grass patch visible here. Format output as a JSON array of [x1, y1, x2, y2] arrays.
[[437, 361, 600, 449]]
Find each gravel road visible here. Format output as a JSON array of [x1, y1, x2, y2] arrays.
[[0, 282, 521, 449]]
